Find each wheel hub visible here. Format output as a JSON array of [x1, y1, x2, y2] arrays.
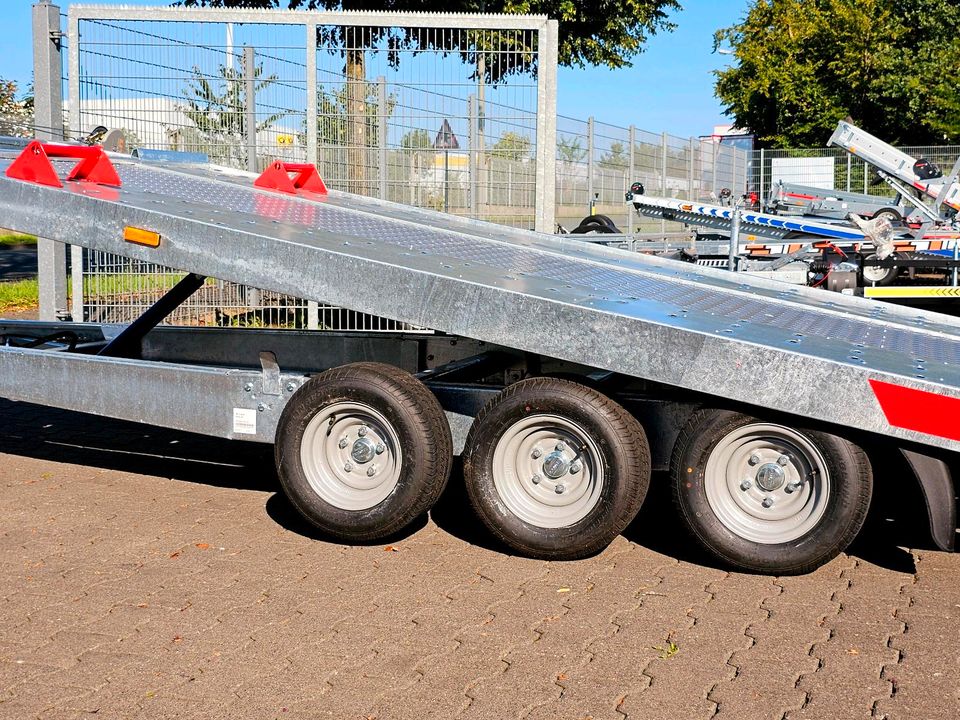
[[755, 462, 786, 492], [542, 451, 570, 479], [351, 436, 377, 464]]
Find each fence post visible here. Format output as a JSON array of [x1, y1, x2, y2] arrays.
[[627, 125, 635, 237], [377, 75, 387, 199], [305, 23, 317, 168], [243, 45, 256, 173], [863, 159, 868, 194], [759, 147, 765, 204], [468, 94, 479, 218], [534, 19, 558, 233], [660, 131, 668, 238], [34, 1, 68, 321], [586, 116, 594, 216], [688, 137, 695, 201]]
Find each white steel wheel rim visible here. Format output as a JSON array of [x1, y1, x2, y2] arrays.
[[862, 255, 893, 284], [491, 414, 605, 529], [704, 423, 830, 544], [299, 401, 403, 511]]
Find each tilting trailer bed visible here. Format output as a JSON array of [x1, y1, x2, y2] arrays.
[[2, 141, 960, 574]]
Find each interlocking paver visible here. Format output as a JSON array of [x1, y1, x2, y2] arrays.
[[2, 398, 959, 720]]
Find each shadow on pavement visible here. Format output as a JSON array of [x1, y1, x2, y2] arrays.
[[0, 398, 949, 573]]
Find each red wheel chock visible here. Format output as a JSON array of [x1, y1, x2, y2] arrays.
[[5, 140, 122, 188], [254, 161, 327, 195]]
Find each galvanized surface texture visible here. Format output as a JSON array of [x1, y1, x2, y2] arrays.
[[2, 154, 960, 452]]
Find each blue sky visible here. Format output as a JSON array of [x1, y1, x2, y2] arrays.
[[1, 0, 751, 139]]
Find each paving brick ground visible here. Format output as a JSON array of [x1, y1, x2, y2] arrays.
[[1, 397, 958, 720]]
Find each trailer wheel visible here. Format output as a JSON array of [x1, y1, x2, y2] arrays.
[[463, 378, 650, 559], [275, 362, 452, 541], [671, 410, 872, 574], [861, 253, 899, 286]]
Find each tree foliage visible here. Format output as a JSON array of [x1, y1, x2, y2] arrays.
[[714, 0, 960, 148], [491, 131, 531, 160], [178, 0, 679, 73], [0, 78, 33, 137]]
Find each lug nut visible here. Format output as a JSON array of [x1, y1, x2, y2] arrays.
[[570, 462, 582, 474], [555, 442, 566, 452], [358, 426, 368, 437], [285, 382, 296, 392], [531, 448, 543, 459], [748, 454, 760, 466], [740, 479, 752, 491], [343, 463, 353, 472], [531, 474, 541, 485], [243, 383, 253, 392], [338, 438, 348, 449], [367, 465, 377, 477], [786, 482, 801, 493], [375, 443, 385, 455], [555, 484, 565, 494], [761, 497, 774, 508], [777, 455, 790, 466]]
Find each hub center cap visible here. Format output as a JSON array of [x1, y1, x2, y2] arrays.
[[542, 451, 570, 479], [351, 437, 377, 464], [755, 462, 786, 492]]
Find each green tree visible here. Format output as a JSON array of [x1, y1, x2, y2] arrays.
[[491, 131, 532, 161], [181, 64, 284, 167], [557, 135, 586, 165], [599, 140, 628, 170], [400, 128, 432, 150], [179, 0, 679, 73], [714, 0, 960, 147], [0, 78, 32, 137]]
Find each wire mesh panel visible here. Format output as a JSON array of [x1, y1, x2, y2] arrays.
[[68, 7, 553, 329]]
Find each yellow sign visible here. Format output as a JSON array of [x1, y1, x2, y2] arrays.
[[277, 134, 295, 146]]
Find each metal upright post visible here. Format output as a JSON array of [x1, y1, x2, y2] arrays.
[[627, 125, 636, 238], [534, 19, 558, 233], [586, 116, 594, 218], [468, 94, 479, 218], [243, 46, 256, 173], [661, 131, 668, 238], [34, 1, 68, 321], [688, 137, 695, 201], [729, 196, 743, 271], [846, 153, 852, 193], [759, 148, 765, 205], [377, 75, 387, 199], [305, 23, 318, 168]]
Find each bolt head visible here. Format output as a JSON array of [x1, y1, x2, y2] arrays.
[[531, 448, 543, 459], [555, 442, 566, 452], [570, 462, 582, 474], [777, 454, 790, 466], [740, 479, 752, 491], [375, 443, 385, 455], [366, 465, 377, 477], [748, 454, 761, 466], [531, 474, 541, 484], [338, 438, 348, 449], [554, 484, 565, 494], [786, 482, 801, 494], [761, 497, 774, 508], [285, 382, 296, 392], [343, 463, 353, 472], [257, 403, 266, 412], [243, 383, 253, 392], [358, 425, 368, 437]]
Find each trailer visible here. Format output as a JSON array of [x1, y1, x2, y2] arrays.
[[767, 180, 912, 222], [2, 141, 960, 575]]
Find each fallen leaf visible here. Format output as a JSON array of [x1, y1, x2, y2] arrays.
[[384, 546, 399, 552], [169, 551, 181, 559], [847, 648, 860, 655], [195, 543, 210, 550], [173, 635, 182, 643], [136, 603, 149, 608], [557, 673, 568, 681], [557, 587, 571, 593]]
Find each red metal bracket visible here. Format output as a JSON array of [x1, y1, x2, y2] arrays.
[[254, 161, 328, 195], [5, 140, 122, 188]]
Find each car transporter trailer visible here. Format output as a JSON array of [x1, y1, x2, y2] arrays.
[[1, 140, 959, 575]]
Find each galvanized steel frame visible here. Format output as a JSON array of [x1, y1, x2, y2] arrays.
[[2, 157, 960, 454]]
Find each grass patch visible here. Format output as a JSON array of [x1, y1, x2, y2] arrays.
[[0, 233, 37, 247], [0, 277, 39, 312]]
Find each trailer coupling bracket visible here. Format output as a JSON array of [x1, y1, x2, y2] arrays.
[[5, 140, 122, 188], [254, 161, 327, 196], [259, 351, 282, 396]]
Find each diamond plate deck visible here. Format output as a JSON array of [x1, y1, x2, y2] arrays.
[[2, 153, 960, 452]]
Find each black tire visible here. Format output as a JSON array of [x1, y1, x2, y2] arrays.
[[462, 377, 650, 560], [873, 207, 902, 223], [275, 362, 452, 542], [573, 214, 620, 233], [671, 409, 872, 574], [571, 221, 616, 235], [861, 252, 899, 287]]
